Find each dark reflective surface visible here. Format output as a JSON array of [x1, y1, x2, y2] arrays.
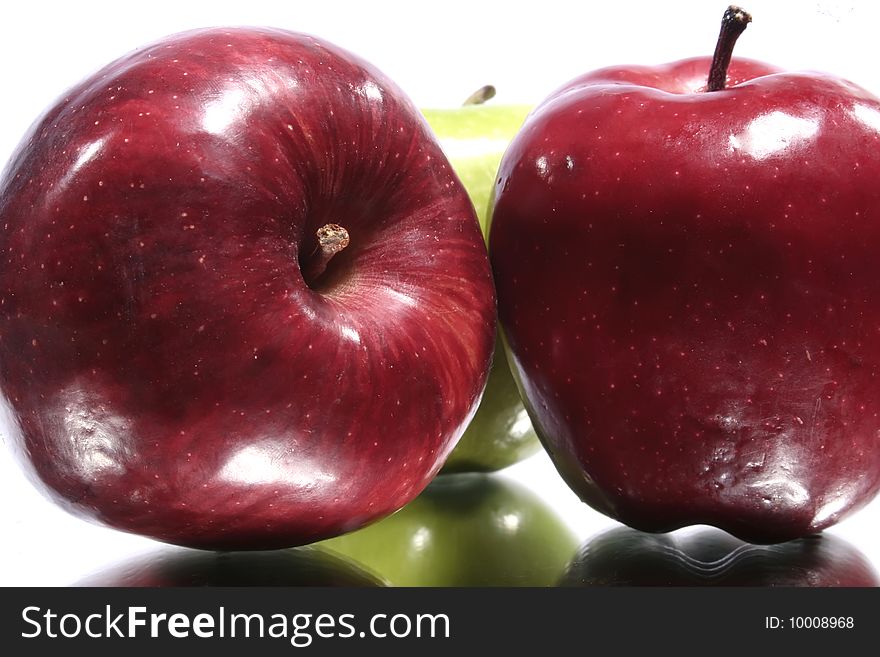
[[319, 472, 579, 586], [560, 526, 880, 586], [76, 545, 384, 587]]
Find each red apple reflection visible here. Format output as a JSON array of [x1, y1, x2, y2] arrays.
[[77, 547, 385, 587], [560, 526, 879, 586]]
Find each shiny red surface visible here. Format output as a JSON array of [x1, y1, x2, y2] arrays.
[[0, 28, 495, 549], [490, 57, 880, 542]]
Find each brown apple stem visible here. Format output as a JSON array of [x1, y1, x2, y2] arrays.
[[303, 223, 350, 282], [463, 85, 496, 106], [707, 6, 752, 92]]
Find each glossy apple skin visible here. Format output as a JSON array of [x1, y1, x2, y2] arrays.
[[489, 56, 880, 542], [560, 526, 879, 587], [423, 105, 540, 473], [77, 546, 385, 586], [0, 28, 495, 549], [319, 473, 579, 586]]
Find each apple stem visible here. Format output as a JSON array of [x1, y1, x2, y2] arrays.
[[463, 85, 496, 106], [303, 223, 350, 283], [707, 6, 752, 92]]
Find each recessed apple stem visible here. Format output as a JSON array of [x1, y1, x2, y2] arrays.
[[463, 85, 496, 106], [303, 223, 350, 282], [707, 6, 752, 92]]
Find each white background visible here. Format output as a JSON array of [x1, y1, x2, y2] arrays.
[[1, 0, 879, 585]]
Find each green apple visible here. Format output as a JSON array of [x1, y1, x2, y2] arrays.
[[422, 89, 539, 472], [318, 473, 579, 586]]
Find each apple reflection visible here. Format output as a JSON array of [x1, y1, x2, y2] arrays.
[[319, 473, 579, 586], [76, 545, 384, 587], [559, 526, 879, 587]]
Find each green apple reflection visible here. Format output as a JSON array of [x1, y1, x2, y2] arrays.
[[423, 89, 539, 472], [319, 473, 579, 586]]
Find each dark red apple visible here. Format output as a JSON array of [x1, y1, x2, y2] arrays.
[[0, 28, 495, 549], [489, 7, 880, 542], [560, 526, 879, 587]]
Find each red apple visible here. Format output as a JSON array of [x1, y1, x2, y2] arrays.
[[0, 27, 495, 549], [489, 7, 880, 542], [560, 527, 880, 587]]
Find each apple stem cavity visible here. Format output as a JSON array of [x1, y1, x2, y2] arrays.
[[303, 223, 350, 283], [707, 5, 752, 92], [463, 85, 496, 106]]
